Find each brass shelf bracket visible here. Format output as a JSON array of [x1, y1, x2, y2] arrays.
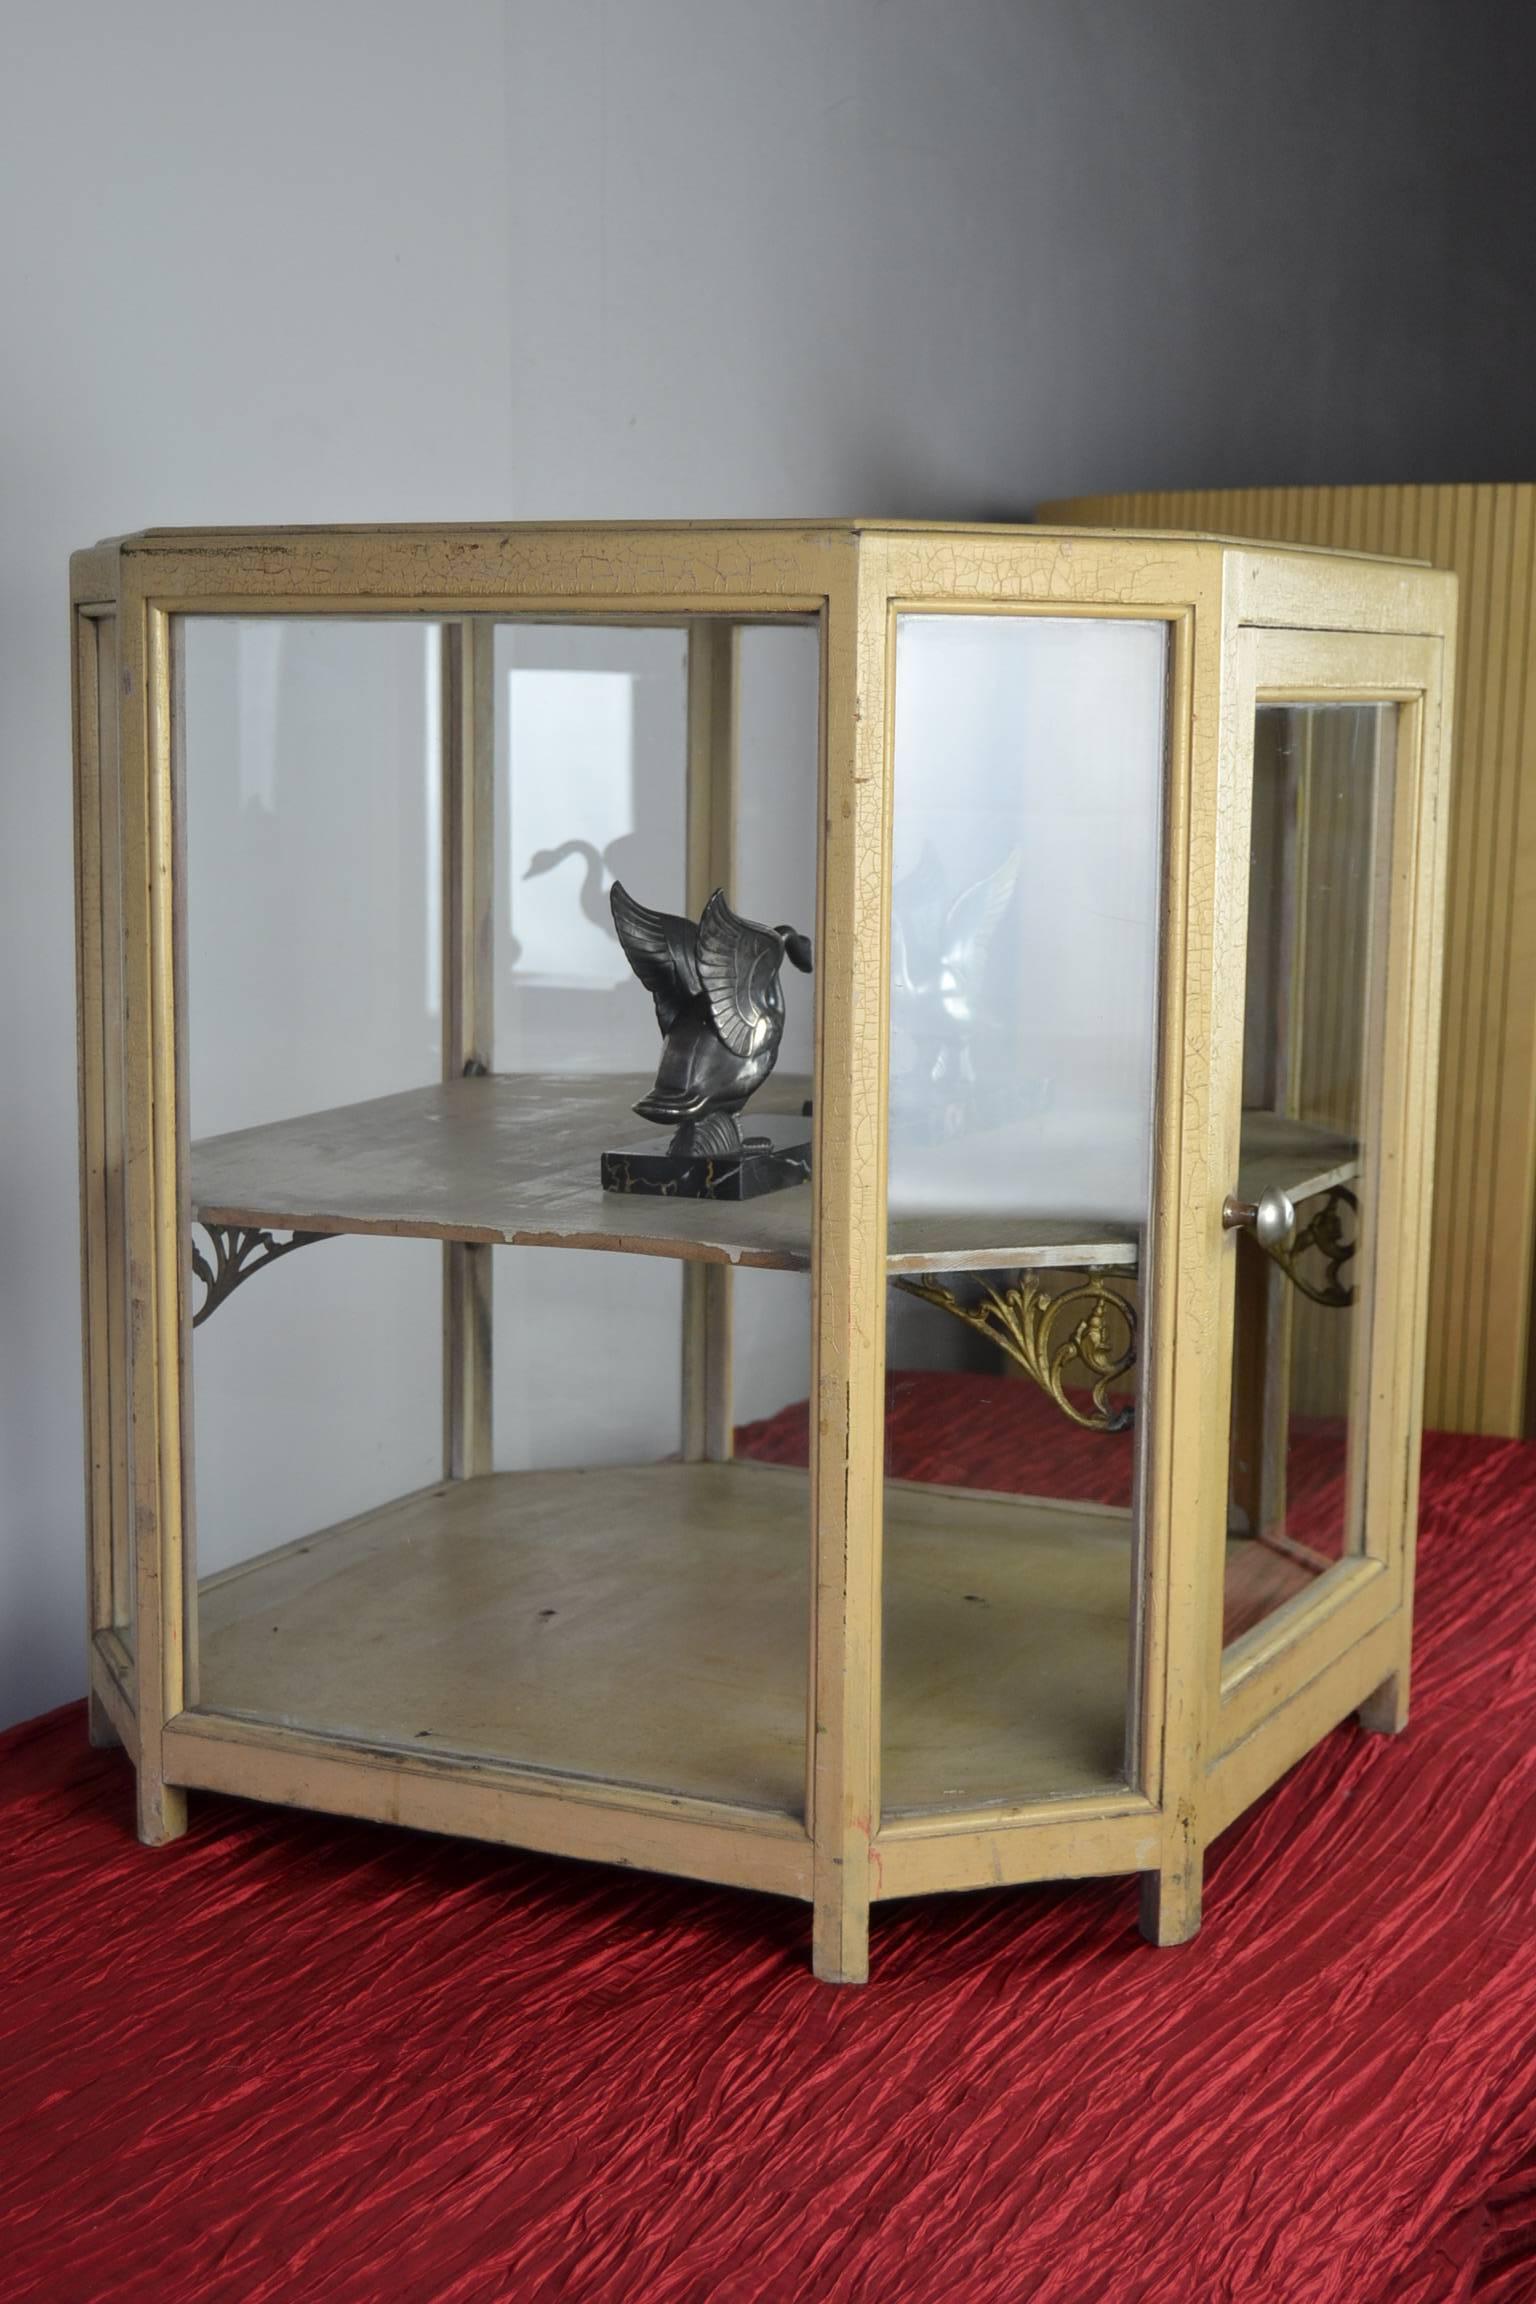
[[191, 1224, 328, 1329], [1264, 1185, 1358, 1308], [896, 1269, 1138, 1434]]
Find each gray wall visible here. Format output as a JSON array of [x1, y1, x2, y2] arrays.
[[2, 0, 1532, 1727], [507, 0, 1536, 511]]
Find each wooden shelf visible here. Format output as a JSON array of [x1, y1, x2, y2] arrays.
[[1237, 1111, 1359, 1206], [189, 1072, 1141, 1275], [194, 1461, 1136, 1818], [193, 1073, 813, 1269], [190, 1074, 1358, 1279]]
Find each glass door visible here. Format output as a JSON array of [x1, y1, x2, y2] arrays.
[[1216, 628, 1443, 1738]]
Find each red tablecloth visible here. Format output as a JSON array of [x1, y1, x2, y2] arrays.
[[3, 1402, 1535, 2302]]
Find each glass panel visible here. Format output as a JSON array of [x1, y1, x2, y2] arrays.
[[92, 616, 135, 1649], [191, 1235, 444, 1724], [1223, 703, 1395, 1650], [177, 611, 821, 1817], [486, 619, 819, 1812], [730, 623, 819, 1469], [184, 619, 443, 1128], [490, 623, 690, 1485], [882, 612, 1168, 1813], [180, 621, 443, 1674], [493, 624, 688, 1074]]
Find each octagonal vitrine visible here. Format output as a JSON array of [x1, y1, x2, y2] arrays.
[[72, 522, 1454, 1981]]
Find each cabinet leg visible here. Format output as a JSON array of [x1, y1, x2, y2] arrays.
[[1139, 1858, 1203, 1947], [812, 1876, 870, 1985], [136, 1773, 189, 1847], [1358, 1667, 1409, 1736], [87, 1682, 121, 1750]]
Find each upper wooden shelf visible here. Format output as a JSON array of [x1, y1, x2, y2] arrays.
[[189, 1074, 1357, 1279]]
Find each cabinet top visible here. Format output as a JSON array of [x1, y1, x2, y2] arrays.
[[70, 521, 1452, 638], [77, 515, 1431, 562]]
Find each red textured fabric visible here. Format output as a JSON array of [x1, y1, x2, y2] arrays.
[[740, 1368, 1346, 1638], [740, 1364, 1353, 1531], [4, 1415, 1536, 2303]]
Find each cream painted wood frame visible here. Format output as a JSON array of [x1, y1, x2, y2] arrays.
[[70, 524, 1454, 1983]]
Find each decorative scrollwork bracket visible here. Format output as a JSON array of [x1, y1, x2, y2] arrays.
[[896, 1269, 1138, 1434], [191, 1225, 327, 1328], [1263, 1185, 1357, 1309]]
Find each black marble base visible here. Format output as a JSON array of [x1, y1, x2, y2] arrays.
[[601, 1117, 812, 1201]]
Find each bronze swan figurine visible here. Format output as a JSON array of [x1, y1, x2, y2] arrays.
[[610, 882, 813, 1154]]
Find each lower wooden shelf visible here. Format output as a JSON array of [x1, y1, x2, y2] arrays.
[[194, 1461, 1139, 1820]]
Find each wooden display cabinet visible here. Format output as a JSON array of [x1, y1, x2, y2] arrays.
[[71, 522, 1454, 1983]]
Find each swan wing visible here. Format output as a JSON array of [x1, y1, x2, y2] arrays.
[[610, 882, 701, 1034], [697, 890, 783, 1059], [941, 847, 1021, 980], [891, 840, 948, 986]]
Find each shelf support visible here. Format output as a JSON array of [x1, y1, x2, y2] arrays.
[[1264, 1184, 1358, 1308], [191, 1224, 327, 1328], [895, 1180, 1349, 1445], [896, 1269, 1139, 1434]]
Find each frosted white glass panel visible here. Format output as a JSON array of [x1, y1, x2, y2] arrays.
[[889, 614, 1167, 1224]]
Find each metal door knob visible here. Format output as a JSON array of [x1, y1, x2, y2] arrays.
[[1222, 1185, 1297, 1251]]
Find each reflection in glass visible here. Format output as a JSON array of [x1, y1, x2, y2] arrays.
[[507, 668, 640, 988], [882, 613, 1168, 1810], [889, 614, 1166, 1227], [494, 625, 687, 1075], [1224, 705, 1395, 1649]]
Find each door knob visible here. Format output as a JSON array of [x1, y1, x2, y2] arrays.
[[1222, 1185, 1297, 1251]]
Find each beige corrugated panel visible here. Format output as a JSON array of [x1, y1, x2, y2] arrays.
[[1040, 486, 1536, 1439]]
